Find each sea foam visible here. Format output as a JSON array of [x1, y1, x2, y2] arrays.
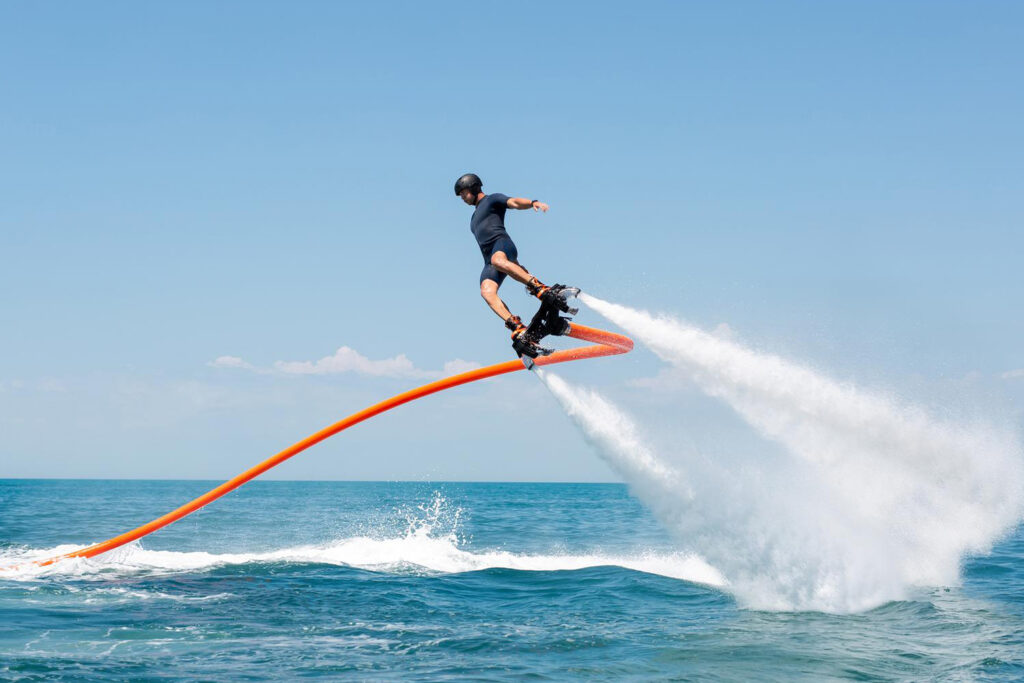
[[0, 538, 723, 588]]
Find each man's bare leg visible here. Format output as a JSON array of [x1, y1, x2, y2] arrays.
[[491, 250, 577, 317], [489, 251, 537, 286], [480, 279, 514, 321]]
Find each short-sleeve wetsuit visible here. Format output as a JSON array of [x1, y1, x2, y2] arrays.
[[470, 193, 519, 285]]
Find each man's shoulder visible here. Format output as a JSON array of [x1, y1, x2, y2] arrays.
[[485, 192, 509, 206]]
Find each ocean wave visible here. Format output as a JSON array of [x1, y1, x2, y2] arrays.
[[0, 536, 726, 588]]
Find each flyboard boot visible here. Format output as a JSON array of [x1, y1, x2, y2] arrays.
[[525, 277, 580, 316], [506, 314, 553, 368], [510, 279, 581, 369]]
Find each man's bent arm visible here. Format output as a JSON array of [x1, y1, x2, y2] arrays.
[[507, 197, 550, 212]]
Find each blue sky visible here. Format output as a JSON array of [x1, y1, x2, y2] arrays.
[[2, 2, 1022, 481]]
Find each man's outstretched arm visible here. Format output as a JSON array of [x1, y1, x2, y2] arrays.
[[507, 197, 549, 212]]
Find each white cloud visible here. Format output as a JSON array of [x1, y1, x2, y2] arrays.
[[274, 346, 434, 379], [0, 378, 65, 393], [443, 358, 482, 375], [1001, 369, 1024, 380], [37, 378, 68, 392], [208, 355, 255, 370], [209, 347, 483, 380]]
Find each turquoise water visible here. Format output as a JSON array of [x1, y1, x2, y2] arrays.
[[2, 479, 1023, 681]]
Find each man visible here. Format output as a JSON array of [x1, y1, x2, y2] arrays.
[[454, 172, 569, 355]]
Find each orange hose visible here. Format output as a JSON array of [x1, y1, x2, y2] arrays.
[[26, 323, 632, 568]]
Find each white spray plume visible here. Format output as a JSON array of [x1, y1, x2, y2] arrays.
[[536, 370, 686, 497], [538, 294, 1024, 612]]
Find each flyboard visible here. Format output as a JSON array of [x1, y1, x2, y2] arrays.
[[16, 288, 631, 569], [511, 284, 580, 369]]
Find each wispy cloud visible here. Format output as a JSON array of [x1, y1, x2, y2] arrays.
[[0, 378, 67, 393], [209, 346, 481, 380], [443, 359, 482, 375], [0, 379, 25, 392], [208, 356, 255, 370], [1001, 369, 1024, 380], [274, 346, 432, 379]]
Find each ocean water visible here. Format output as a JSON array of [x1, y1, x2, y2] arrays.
[[1, 479, 1023, 681]]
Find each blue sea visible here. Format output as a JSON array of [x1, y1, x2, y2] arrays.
[[2, 479, 1023, 681]]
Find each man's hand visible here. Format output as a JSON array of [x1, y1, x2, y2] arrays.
[[507, 197, 549, 212]]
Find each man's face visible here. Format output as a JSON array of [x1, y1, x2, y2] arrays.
[[459, 189, 477, 205]]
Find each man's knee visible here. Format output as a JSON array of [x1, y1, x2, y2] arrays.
[[480, 281, 498, 300], [490, 251, 511, 270]]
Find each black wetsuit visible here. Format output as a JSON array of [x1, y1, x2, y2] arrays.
[[470, 193, 519, 285]]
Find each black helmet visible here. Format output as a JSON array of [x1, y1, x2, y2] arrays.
[[454, 173, 482, 196]]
